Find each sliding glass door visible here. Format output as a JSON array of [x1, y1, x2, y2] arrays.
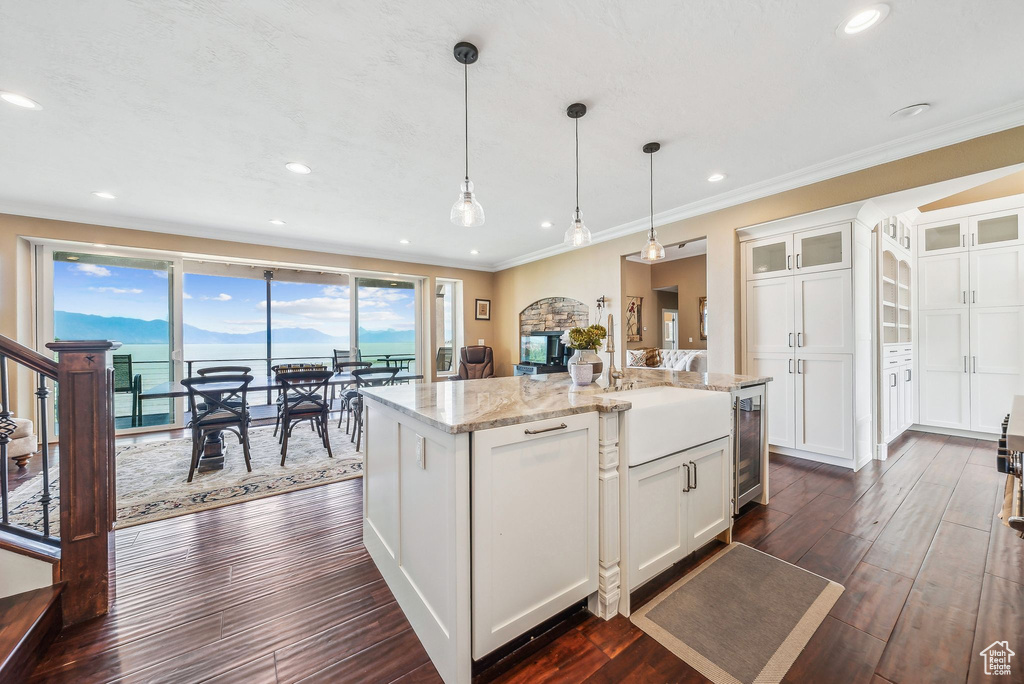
[[354, 277, 418, 372]]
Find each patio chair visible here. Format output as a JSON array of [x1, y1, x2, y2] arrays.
[[334, 361, 372, 432], [181, 374, 254, 482], [348, 366, 400, 451], [112, 354, 143, 427], [436, 346, 453, 373], [276, 370, 334, 464], [333, 349, 362, 371]]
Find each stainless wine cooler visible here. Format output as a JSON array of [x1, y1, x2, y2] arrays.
[[732, 385, 766, 512]]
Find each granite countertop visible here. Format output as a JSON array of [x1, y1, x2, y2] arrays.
[[359, 368, 772, 434]]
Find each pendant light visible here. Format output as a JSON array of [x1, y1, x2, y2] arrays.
[[563, 103, 592, 247], [450, 42, 485, 227], [639, 142, 665, 262]]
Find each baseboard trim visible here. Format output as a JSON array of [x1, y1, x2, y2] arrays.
[[909, 424, 998, 442], [770, 446, 856, 470]]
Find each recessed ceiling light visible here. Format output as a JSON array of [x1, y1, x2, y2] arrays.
[[0, 91, 42, 109], [92, 191, 116, 199], [470, 249, 479, 255], [890, 103, 931, 119], [399, 239, 410, 244], [707, 173, 726, 183], [540, 221, 553, 229], [285, 162, 311, 174], [838, 4, 890, 36], [269, 219, 286, 225]]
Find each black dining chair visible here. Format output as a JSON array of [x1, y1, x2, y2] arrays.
[[181, 374, 254, 482], [271, 363, 327, 437], [348, 367, 401, 451], [276, 370, 334, 464], [335, 361, 372, 432], [194, 366, 253, 411], [112, 354, 143, 427], [333, 348, 362, 371]]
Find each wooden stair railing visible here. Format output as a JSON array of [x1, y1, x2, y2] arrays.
[[1, 334, 120, 628]]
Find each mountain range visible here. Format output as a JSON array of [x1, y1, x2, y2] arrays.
[[54, 311, 415, 344]]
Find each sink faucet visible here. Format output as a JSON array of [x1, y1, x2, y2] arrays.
[[606, 313, 624, 388]]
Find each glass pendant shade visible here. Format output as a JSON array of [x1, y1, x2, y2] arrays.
[[451, 178, 485, 227], [564, 208, 592, 247], [639, 229, 665, 261]]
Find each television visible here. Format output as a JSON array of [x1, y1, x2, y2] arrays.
[[520, 332, 567, 366]]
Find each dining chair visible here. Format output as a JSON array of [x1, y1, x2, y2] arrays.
[[333, 349, 362, 371], [271, 363, 327, 436], [348, 367, 401, 451], [276, 369, 334, 464], [435, 346, 453, 373], [112, 354, 143, 427], [181, 374, 254, 482], [194, 366, 253, 411], [334, 361, 372, 432]]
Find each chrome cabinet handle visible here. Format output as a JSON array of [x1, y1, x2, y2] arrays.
[[797, 359, 804, 374], [962, 291, 967, 304], [973, 356, 977, 373], [903, 236, 911, 249], [682, 462, 691, 492], [787, 255, 792, 270], [797, 332, 803, 347], [789, 358, 794, 374], [890, 373, 897, 387], [796, 253, 802, 269], [906, 369, 911, 382], [689, 461, 697, 490], [964, 356, 968, 373], [789, 332, 794, 348], [971, 233, 976, 246], [972, 290, 976, 304], [962, 234, 966, 248], [525, 423, 567, 435]]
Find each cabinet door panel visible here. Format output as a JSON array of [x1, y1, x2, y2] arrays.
[[793, 223, 851, 274], [969, 209, 1023, 251], [970, 307, 1024, 433], [628, 455, 686, 590], [795, 354, 853, 460], [746, 352, 795, 449], [685, 438, 730, 551], [745, 234, 793, 280], [918, 253, 968, 310], [917, 309, 971, 429], [472, 413, 598, 658], [795, 270, 853, 354], [746, 278, 795, 353], [900, 365, 914, 432], [883, 369, 899, 442], [918, 219, 967, 256], [969, 246, 1024, 307]]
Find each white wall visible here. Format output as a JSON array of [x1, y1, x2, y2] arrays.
[[0, 548, 53, 598]]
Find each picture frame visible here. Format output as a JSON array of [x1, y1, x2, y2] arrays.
[[625, 296, 643, 342], [699, 296, 708, 340], [475, 298, 491, 320]]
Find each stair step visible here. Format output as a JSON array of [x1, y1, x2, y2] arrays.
[[0, 584, 64, 683]]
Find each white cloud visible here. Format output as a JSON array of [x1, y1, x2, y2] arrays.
[[200, 293, 232, 301], [72, 263, 111, 277], [151, 270, 169, 279], [183, 292, 193, 299], [88, 286, 143, 294]]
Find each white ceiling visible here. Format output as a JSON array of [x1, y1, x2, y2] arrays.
[[2, 1, 1024, 271]]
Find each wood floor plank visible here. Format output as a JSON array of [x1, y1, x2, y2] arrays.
[[861, 481, 953, 577], [203, 655, 279, 684], [782, 617, 885, 684], [821, 461, 883, 501], [767, 469, 838, 514], [828, 562, 914, 641], [577, 615, 643, 659], [918, 437, 974, 488], [967, 573, 1024, 684], [294, 628, 431, 684], [831, 483, 912, 542], [757, 494, 854, 564], [491, 629, 609, 684], [942, 463, 1003, 532], [795, 529, 872, 584], [986, 505, 1024, 584], [582, 633, 706, 683], [967, 440, 997, 468], [731, 506, 791, 547], [876, 521, 990, 684], [390, 661, 444, 684]]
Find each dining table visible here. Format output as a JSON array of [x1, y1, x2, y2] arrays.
[[142, 370, 423, 472]]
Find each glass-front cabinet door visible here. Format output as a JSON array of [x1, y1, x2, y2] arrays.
[[745, 234, 793, 280], [918, 219, 967, 256], [969, 209, 1023, 251], [793, 223, 851, 274]]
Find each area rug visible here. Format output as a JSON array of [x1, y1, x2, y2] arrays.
[[7, 422, 362, 534], [630, 543, 843, 684]]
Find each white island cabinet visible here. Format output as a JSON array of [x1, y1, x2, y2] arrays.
[[360, 369, 770, 683]]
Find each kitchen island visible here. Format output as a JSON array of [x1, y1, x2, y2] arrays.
[[360, 369, 770, 683]]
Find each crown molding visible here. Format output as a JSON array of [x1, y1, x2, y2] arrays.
[[493, 100, 1024, 271], [0, 200, 494, 273]]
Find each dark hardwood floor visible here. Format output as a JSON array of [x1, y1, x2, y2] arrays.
[[30, 430, 1020, 683]]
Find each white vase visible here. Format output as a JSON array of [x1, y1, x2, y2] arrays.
[[569, 362, 593, 386], [568, 348, 602, 379]]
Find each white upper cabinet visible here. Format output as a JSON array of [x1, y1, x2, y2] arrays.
[[795, 270, 854, 354], [746, 278, 795, 353], [918, 219, 968, 256], [918, 252, 969, 310], [969, 209, 1024, 251], [745, 234, 793, 280], [793, 223, 851, 275], [970, 246, 1024, 308]]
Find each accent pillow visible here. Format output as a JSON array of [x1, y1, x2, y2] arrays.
[[626, 349, 647, 367], [644, 348, 662, 368]]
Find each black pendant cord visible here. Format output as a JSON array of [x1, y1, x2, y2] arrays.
[[463, 63, 469, 181], [649, 153, 655, 238], [575, 118, 580, 213]]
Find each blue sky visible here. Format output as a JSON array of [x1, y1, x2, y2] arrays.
[[54, 261, 416, 339]]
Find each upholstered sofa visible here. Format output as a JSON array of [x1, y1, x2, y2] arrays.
[[625, 348, 708, 373], [2, 410, 37, 468]]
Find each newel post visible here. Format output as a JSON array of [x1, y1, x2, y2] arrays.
[[46, 340, 121, 626]]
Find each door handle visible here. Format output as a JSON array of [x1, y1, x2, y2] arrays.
[[789, 332, 794, 348], [906, 368, 911, 382], [797, 332, 803, 347], [962, 234, 966, 248], [903, 236, 911, 249], [787, 254, 792, 270], [797, 359, 804, 374], [682, 462, 691, 492], [524, 423, 567, 435], [890, 373, 897, 387], [973, 356, 977, 373], [789, 358, 794, 374], [796, 253, 802, 269], [689, 461, 697, 490], [972, 290, 976, 304], [962, 291, 967, 304], [964, 356, 968, 373], [971, 233, 976, 246]]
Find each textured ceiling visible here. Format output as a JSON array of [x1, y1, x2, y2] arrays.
[[1, 0, 1023, 270]]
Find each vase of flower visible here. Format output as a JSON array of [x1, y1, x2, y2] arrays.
[[562, 324, 607, 382]]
